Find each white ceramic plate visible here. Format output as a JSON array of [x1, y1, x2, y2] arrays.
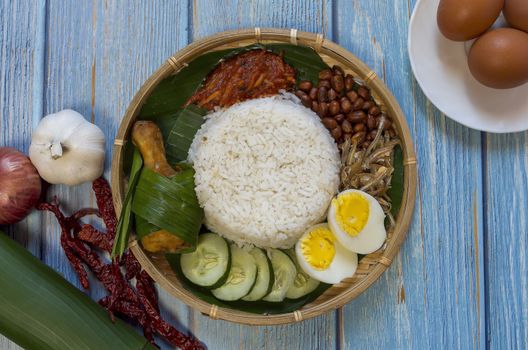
[[408, 0, 528, 133]]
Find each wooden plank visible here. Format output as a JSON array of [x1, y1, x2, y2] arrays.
[[485, 132, 528, 349], [90, 2, 192, 347], [192, 0, 332, 39], [335, 0, 485, 348], [0, 0, 45, 254], [41, 1, 192, 349], [0, 0, 45, 348], [189, 1, 337, 349]]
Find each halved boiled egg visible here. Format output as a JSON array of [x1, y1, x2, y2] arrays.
[[328, 189, 386, 254], [295, 223, 358, 284]]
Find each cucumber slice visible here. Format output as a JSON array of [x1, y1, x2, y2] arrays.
[[284, 250, 320, 299], [180, 233, 230, 288], [242, 248, 274, 301], [212, 244, 257, 301], [262, 249, 297, 302]]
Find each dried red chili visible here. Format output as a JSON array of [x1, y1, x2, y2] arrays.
[[37, 201, 91, 289], [77, 224, 112, 252], [137, 270, 159, 313], [92, 177, 117, 237], [122, 251, 141, 280], [39, 177, 204, 350], [137, 284, 205, 350]]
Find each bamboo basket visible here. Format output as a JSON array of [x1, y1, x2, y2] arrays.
[[111, 28, 417, 326]]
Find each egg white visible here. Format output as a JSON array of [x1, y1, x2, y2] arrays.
[[328, 189, 386, 254], [295, 223, 358, 284]]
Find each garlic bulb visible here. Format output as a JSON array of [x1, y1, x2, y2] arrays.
[[29, 109, 106, 186]]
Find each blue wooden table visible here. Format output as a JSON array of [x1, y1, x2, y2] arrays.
[[1, 1, 526, 349]]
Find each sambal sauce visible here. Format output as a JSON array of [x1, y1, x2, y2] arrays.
[[185, 49, 296, 110]]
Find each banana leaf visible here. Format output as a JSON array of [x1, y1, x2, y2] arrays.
[[265, 43, 329, 84], [113, 148, 143, 258], [388, 145, 404, 217], [0, 232, 155, 350], [135, 215, 159, 240], [165, 104, 207, 164], [135, 160, 197, 239], [139, 46, 259, 120], [131, 168, 203, 249], [166, 253, 331, 315]]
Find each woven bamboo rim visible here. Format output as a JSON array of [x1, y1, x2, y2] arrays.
[[111, 28, 417, 326]]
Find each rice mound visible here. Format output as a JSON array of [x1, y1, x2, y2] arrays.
[[188, 95, 340, 249]]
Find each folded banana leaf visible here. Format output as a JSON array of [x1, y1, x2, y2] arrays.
[[135, 215, 159, 240], [131, 167, 203, 249]]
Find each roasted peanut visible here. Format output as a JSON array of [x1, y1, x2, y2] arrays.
[[368, 105, 380, 116], [312, 101, 320, 115], [309, 87, 318, 100], [347, 110, 367, 123], [340, 97, 352, 113], [319, 102, 329, 117], [301, 94, 312, 108], [346, 90, 359, 103], [345, 74, 354, 91], [331, 126, 342, 140], [318, 79, 331, 89], [319, 69, 333, 80], [332, 65, 345, 76], [342, 120, 353, 133], [318, 86, 328, 102], [328, 88, 338, 101], [367, 114, 376, 129], [295, 90, 307, 99], [362, 100, 374, 111], [322, 117, 338, 129], [354, 123, 366, 132], [353, 97, 364, 111], [299, 80, 313, 92], [331, 75, 345, 92], [329, 100, 341, 115], [334, 114, 345, 124], [357, 86, 370, 100]]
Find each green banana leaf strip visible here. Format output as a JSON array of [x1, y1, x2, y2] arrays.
[[132, 168, 203, 249], [166, 253, 331, 315], [165, 104, 207, 164], [387, 145, 404, 217], [0, 232, 155, 350], [113, 148, 144, 258]]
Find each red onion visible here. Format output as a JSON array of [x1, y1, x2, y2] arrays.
[[0, 147, 42, 225]]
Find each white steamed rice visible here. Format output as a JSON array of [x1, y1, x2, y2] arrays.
[[188, 95, 340, 249]]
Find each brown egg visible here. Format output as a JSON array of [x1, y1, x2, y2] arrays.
[[468, 28, 528, 89], [504, 0, 528, 32], [437, 0, 504, 41]]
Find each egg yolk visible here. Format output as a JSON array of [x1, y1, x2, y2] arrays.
[[300, 227, 336, 270], [332, 192, 369, 237]]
